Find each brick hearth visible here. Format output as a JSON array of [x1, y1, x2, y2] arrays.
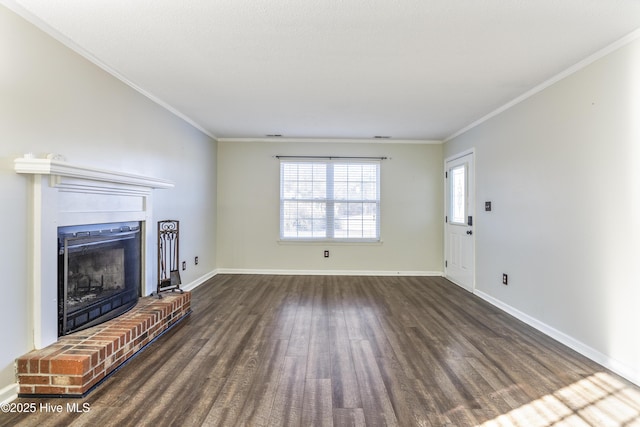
[[16, 292, 191, 397]]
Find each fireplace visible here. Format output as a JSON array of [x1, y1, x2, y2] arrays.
[[58, 221, 142, 336], [15, 154, 173, 349]]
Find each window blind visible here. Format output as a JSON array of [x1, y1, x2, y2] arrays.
[[280, 159, 381, 241]]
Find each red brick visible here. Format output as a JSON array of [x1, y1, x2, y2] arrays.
[[92, 362, 105, 377], [33, 385, 67, 395], [19, 385, 35, 394], [16, 292, 191, 396], [104, 355, 115, 369], [19, 375, 50, 385], [67, 386, 84, 395], [16, 358, 30, 374], [86, 374, 103, 389], [52, 375, 83, 386], [50, 356, 89, 376], [83, 370, 97, 384]]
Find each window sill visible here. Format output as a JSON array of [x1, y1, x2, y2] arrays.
[[277, 239, 383, 246]]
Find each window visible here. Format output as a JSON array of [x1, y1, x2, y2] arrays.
[[449, 163, 467, 224], [280, 159, 380, 241]]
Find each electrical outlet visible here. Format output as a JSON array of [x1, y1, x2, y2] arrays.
[[182, 261, 187, 271], [324, 250, 329, 258], [502, 274, 508, 285], [195, 256, 199, 265]]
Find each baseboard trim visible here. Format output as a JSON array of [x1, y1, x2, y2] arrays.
[[180, 269, 219, 292], [216, 268, 443, 277], [0, 382, 18, 405], [474, 290, 640, 387]]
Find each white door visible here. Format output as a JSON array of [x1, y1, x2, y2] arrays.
[[445, 151, 475, 292]]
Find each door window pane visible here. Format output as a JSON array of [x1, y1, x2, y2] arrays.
[[450, 164, 466, 224]]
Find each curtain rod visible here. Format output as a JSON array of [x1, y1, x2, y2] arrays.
[[275, 155, 388, 160]]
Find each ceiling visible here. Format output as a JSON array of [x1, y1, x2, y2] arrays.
[[5, 0, 640, 141]]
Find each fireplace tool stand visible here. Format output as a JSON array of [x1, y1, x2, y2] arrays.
[[155, 220, 184, 298]]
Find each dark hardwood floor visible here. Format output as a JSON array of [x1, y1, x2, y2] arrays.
[[3, 275, 640, 426]]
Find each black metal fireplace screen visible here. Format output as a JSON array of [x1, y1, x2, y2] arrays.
[[58, 222, 141, 336]]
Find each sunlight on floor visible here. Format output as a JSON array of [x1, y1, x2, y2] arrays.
[[478, 372, 640, 427]]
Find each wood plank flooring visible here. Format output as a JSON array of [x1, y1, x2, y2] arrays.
[[3, 275, 640, 426]]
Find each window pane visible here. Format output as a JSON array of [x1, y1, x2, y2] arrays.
[[348, 165, 362, 181], [334, 201, 378, 239], [298, 181, 312, 198], [282, 201, 297, 237], [313, 181, 326, 199], [362, 165, 377, 181], [311, 219, 326, 237], [297, 202, 312, 220], [334, 165, 348, 200], [349, 182, 362, 199], [362, 219, 377, 238], [298, 164, 313, 181], [451, 164, 466, 224], [313, 164, 326, 180], [334, 202, 348, 218], [363, 202, 377, 216], [334, 164, 348, 179], [282, 201, 296, 218], [282, 163, 298, 180], [363, 182, 376, 200]]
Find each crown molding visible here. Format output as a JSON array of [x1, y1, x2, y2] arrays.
[[445, 27, 640, 142], [1, 0, 217, 141]]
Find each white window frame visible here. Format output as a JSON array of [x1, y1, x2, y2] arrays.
[[279, 158, 381, 242]]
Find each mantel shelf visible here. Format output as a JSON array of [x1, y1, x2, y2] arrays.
[[14, 155, 174, 190]]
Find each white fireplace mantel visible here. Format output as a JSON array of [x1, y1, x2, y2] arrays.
[[15, 154, 174, 191], [15, 154, 174, 349]]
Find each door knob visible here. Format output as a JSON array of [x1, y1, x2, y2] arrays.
[[466, 230, 473, 235]]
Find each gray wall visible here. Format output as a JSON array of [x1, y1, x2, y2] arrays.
[[0, 5, 217, 398], [445, 37, 640, 384], [217, 140, 443, 274]]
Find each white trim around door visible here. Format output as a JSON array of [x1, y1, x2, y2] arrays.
[[444, 149, 476, 292]]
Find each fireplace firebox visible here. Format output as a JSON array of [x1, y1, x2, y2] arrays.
[[58, 221, 142, 336]]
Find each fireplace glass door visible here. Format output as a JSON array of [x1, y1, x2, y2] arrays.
[[58, 222, 141, 335]]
